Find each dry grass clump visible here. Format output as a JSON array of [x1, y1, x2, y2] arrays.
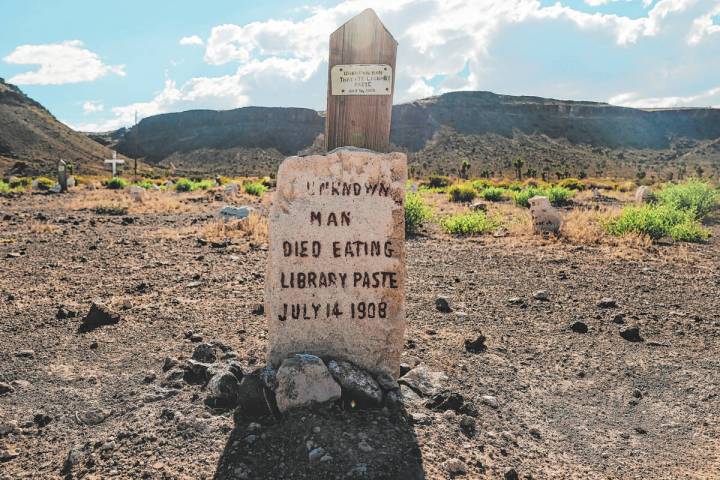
[[63, 189, 195, 214], [199, 213, 268, 244]]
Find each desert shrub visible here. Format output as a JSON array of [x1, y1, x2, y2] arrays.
[[134, 179, 156, 189], [480, 187, 506, 202], [440, 211, 500, 235], [605, 204, 709, 242], [94, 203, 129, 215], [244, 182, 267, 197], [513, 186, 573, 208], [0, 181, 10, 194], [656, 180, 718, 219], [471, 179, 491, 191], [9, 177, 31, 188], [405, 192, 432, 236], [428, 175, 451, 188], [195, 179, 216, 190], [507, 182, 523, 192], [106, 177, 129, 190], [513, 187, 545, 208], [448, 184, 477, 203], [174, 178, 195, 192], [34, 177, 55, 191], [558, 178, 586, 191], [546, 186, 573, 206], [261, 177, 276, 188], [615, 180, 636, 192]]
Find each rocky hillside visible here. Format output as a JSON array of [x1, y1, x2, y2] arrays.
[[0, 78, 119, 176], [113, 91, 720, 178]]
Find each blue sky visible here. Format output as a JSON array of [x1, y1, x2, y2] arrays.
[[1, 0, 719, 131]]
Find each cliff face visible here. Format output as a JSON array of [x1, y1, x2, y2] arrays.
[[118, 107, 325, 161], [116, 91, 720, 165], [390, 92, 720, 151], [0, 78, 116, 175]]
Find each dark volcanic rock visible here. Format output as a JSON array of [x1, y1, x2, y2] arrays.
[[77, 303, 120, 333], [206, 369, 241, 408], [570, 321, 589, 334], [464, 334, 487, 353], [327, 360, 383, 407], [597, 298, 618, 308], [620, 326, 644, 342], [236, 372, 272, 418], [435, 297, 452, 313], [191, 343, 217, 363]]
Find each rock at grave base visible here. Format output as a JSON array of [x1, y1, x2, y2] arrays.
[[219, 205, 253, 221], [635, 186, 654, 204], [236, 373, 272, 418], [620, 326, 644, 342], [327, 360, 383, 407], [399, 364, 447, 397], [529, 196, 562, 235], [275, 354, 341, 413], [192, 343, 217, 363], [77, 303, 121, 333], [206, 369, 241, 408]]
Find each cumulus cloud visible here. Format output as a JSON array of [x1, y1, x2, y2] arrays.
[[608, 86, 720, 108], [82, 0, 715, 131], [179, 35, 204, 46], [82, 101, 104, 114], [687, 3, 720, 44], [4, 40, 125, 85]]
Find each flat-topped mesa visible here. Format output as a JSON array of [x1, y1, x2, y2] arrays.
[[265, 149, 407, 379]]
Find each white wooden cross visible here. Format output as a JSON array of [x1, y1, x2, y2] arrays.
[[104, 151, 125, 177]]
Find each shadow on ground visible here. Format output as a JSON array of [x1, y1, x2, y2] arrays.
[[214, 405, 425, 479]]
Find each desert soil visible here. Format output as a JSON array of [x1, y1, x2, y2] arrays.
[[1, 190, 719, 479]]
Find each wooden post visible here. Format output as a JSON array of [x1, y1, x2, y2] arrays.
[[326, 8, 397, 152]]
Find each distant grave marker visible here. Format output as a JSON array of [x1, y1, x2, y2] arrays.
[[57, 159, 68, 193], [266, 9, 406, 379], [104, 151, 124, 177]]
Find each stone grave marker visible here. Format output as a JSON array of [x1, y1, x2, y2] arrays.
[[266, 9, 406, 380], [529, 196, 562, 234]]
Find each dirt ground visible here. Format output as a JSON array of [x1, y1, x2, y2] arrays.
[[1, 189, 719, 479]]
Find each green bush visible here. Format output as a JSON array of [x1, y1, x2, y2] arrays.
[[244, 182, 267, 197], [481, 187, 506, 202], [174, 178, 198, 192], [656, 180, 718, 219], [546, 186, 573, 206], [448, 184, 477, 203], [34, 177, 55, 191], [471, 179, 491, 191], [428, 175, 451, 188], [558, 178, 586, 191], [405, 192, 432, 236], [605, 204, 709, 242], [133, 179, 156, 189], [507, 182, 524, 192], [513, 186, 573, 208], [9, 177, 31, 188], [106, 177, 129, 190], [440, 211, 500, 235], [0, 181, 10, 194]]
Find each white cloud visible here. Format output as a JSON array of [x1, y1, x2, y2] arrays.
[[82, 101, 104, 114], [82, 0, 714, 131], [179, 35, 204, 46], [687, 3, 720, 44], [608, 85, 720, 108], [4, 40, 125, 85]]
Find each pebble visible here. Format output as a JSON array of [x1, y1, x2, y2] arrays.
[[358, 440, 374, 452], [570, 321, 588, 334], [443, 458, 467, 475], [308, 447, 326, 463], [533, 290, 549, 301], [597, 298, 618, 308], [619, 326, 643, 342], [0, 382, 14, 396], [15, 349, 35, 358], [481, 395, 499, 409], [464, 334, 487, 353], [435, 296, 452, 313], [505, 468, 519, 480]]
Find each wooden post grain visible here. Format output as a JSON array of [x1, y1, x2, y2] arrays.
[[326, 9, 397, 152]]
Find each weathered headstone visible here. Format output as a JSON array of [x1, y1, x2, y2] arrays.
[[634, 185, 654, 204], [326, 9, 397, 151], [57, 159, 68, 193], [266, 148, 407, 378], [529, 196, 562, 234]]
